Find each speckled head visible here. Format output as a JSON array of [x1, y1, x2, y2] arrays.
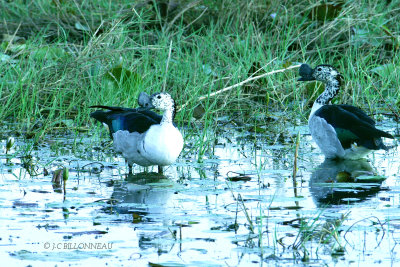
[[312, 64, 342, 84], [150, 92, 175, 111], [299, 64, 343, 111], [149, 92, 176, 123], [299, 64, 342, 85]]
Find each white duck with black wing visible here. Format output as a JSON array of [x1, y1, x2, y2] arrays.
[[298, 64, 393, 159], [90, 92, 183, 173]]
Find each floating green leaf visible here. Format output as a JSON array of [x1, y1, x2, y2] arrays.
[[226, 175, 252, 182], [354, 175, 386, 183]]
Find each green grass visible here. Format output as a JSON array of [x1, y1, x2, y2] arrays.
[[0, 0, 399, 139]]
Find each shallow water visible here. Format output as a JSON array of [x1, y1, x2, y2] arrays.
[[0, 119, 399, 266]]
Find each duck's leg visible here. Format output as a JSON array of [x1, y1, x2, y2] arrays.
[[158, 166, 163, 174], [128, 164, 133, 174]]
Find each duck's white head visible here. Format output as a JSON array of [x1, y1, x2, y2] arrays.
[[298, 64, 342, 85], [147, 92, 176, 124], [150, 92, 175, 111]]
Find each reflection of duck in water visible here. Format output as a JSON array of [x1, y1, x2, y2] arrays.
[[104, 172, 178, 251], [105, 172, 174, 219], [309, 159, 387, 206]]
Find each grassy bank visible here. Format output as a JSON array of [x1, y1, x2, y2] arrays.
[[0, 0, 399, 138]]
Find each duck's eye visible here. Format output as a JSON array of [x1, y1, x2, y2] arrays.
[[157, 95, 161, 99], [317, 67, 322, 71]]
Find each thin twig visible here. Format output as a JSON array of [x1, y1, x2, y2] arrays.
[[292, 132, 300, 203], [163, 40, 173, 92], [170, 6, 208, 38], [178, 63, 301, 111], [4, 22, 21, 54]]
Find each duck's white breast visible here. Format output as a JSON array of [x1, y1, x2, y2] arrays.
[[140, 124, 183, 166]]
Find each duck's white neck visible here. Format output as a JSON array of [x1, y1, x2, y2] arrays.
[[309, 78, 341, 119], [309, 102, 323, 119], [160, 105, 175, 125]]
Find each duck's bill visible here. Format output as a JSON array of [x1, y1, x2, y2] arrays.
[[137, 102, 155, 110], [138, 92, 151, 107], [298, 63, 315, 81], [298, 75, 315, 81], [136, 105, 154, 111]]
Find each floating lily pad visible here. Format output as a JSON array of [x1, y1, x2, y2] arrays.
[[354, 175, 386, 183], [226, 175, 252, 182], [336, 171, 352, 182]]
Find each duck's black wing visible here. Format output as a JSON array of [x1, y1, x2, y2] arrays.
[[337, 104, 376, 126], [90, 105, 138, 112], [90, 106, 162, 138], [315, 105, 393, 150], [90, 105, 162, 124]]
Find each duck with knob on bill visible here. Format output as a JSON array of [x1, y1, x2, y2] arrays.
[[90, 92, 183, 174], [298, 63, 393, 160]]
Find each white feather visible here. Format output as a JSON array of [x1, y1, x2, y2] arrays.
[[113, 124, 183, 167]]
